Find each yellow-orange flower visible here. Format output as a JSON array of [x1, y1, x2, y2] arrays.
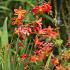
[[14, 6, 26, 19], [51, 57, 59, 66], [29, 55, 39, 62]]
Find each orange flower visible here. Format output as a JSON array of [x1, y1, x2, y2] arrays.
[[51, 57, 59, 66], [67, 65, 70, 70], [10, 17, 22, 25], [38, 26, 58, 38], [37, 53, 44, 61], [14, 6, 26, 19], [34, 35, 40, 47], [41, 43, 53, 57], [56, 64, 65, 70], [29, 55, 39, 62], [38, 29, 46, 35], [46, 26, 58, 38]]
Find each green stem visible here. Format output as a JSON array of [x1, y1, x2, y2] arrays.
[[45, 52, 52, 67]]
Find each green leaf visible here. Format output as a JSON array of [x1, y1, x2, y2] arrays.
[[0, 6, 11, 11], [41, 13, 53, 22], [1, 17, 8, 47], [0, 17, 11, 70], [0, 29, 1, 37]]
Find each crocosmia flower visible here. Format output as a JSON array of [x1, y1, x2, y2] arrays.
[[20, 54, 26, 62], [34, 35, 40, 47], [32, 3, 51, 14], [14, 26, 32, 36], [29, 55, 38, 62], [14, 6, 26, 19], [46, 26, 58, 38], [10, 17, 22, 25], [51, 57, 59, 66], [56, 64, 65, 70], [32, 6, 40, 14], [42, 3, 51, 12], [66, 37, 70, 47]]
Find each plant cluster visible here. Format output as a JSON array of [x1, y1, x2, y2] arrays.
[[0, 0, 70, 70]]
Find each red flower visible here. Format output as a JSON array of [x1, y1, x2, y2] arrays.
[[14, 6, 26, 19], [41, 43, 53, 57], [32, 3, 51, 14], [32, 17, 42, 29], [20, 54, 26, 62], [32, 6, 40, 14], [29, 55, 38, 62], [21, 27, 32, 36], [14, 26, 32, 36], [32, 18, 42, 33], [42, 3, 51, 12], [43, 42, 53, 51], [25, 27, 32, 34], [33, 27, 40, 32], [18, 42, 23, 47], [33, 50, 41, 55], [19, 35, 25, 40], [14, 27, 21, 35], [35, 17, 42, 28], [66, 37, 70, 47]]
